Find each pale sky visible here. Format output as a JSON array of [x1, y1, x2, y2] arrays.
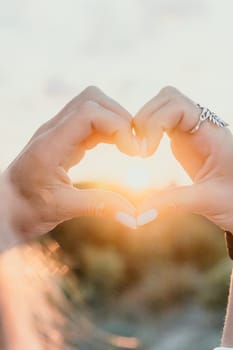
[[1, 0, 233, 188]]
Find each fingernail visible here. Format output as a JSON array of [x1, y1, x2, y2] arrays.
[[141, 138, 148, 157], [115, 212, 137, 229], [137, 209, 158, 226]]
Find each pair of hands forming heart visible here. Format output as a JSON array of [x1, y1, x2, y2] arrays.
[[2, 86, 233, 250]]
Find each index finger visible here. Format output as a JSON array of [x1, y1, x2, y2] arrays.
[[134, 86, 226, 157], [44, 100, 138, 170], [31, 86, 132, 140], [134, 87, 200, 136]]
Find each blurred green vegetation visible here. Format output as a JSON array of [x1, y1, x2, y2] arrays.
[[49, 182, 231, 314], [43, 182, 232, 349]]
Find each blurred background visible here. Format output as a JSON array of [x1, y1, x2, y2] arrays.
[[1, 0, 233, 349]]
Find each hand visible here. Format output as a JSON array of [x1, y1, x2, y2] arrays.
[[134, 86, 233, 232], [1, 86, 138, 249]]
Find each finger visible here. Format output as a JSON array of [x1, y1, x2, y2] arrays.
[[32, 87, 132, 141], [66, 86, 132, 122], [79, 100, 136, 155], [59, 187, 137, 229], [82, 86, 132, 122], [144, 99, 201, 156], [134, 88, 202, 156], [143, 97, 231, 166], [83, 132, 137, 152], [78, 101, 138, 155], [137, 185, 204, 226], [135, 87, 199, 134], [66, 131, 138, 171], [52, 101, 138, 169], [134, 89, 170, 138]]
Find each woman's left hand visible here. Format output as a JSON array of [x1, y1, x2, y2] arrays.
[[134, 86, 233, 232]]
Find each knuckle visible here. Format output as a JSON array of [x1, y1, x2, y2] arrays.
[[172, 95, 194, 118], [172, 95, 186, 111], [82, 85, 101, 98], [160, 85, 179, 97]]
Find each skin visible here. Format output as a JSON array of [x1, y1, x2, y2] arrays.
[[0, 86, 138, 250], [1, 85, 233, 347], [135, 86, 233, 233], [134, 86, 233, 347], [223, 271, 233, 347]]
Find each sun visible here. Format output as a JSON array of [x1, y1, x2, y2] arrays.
[[124, 162, 151, 191]]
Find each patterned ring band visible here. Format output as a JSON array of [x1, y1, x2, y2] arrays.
[[190, 104, 229, 134]]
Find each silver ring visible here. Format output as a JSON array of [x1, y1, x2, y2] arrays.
[[190, 104, 229, 134]]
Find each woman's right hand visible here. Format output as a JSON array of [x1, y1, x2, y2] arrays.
[[0, 86, 138, 251], [134, 86, 233, 232]]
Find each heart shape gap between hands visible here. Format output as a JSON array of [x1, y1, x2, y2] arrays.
[[6, 85, 233, 245]]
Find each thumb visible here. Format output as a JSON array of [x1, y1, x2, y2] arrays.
[[62, 187, 137, 229], [137, 185, 203, 227]]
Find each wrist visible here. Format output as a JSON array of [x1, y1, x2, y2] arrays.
[[0, 172, 23, 252]]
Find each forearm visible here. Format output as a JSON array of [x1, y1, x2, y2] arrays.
[[222, 269, 233, 347]]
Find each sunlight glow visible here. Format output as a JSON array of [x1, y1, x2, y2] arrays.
[[125, 163, 151, 191]]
